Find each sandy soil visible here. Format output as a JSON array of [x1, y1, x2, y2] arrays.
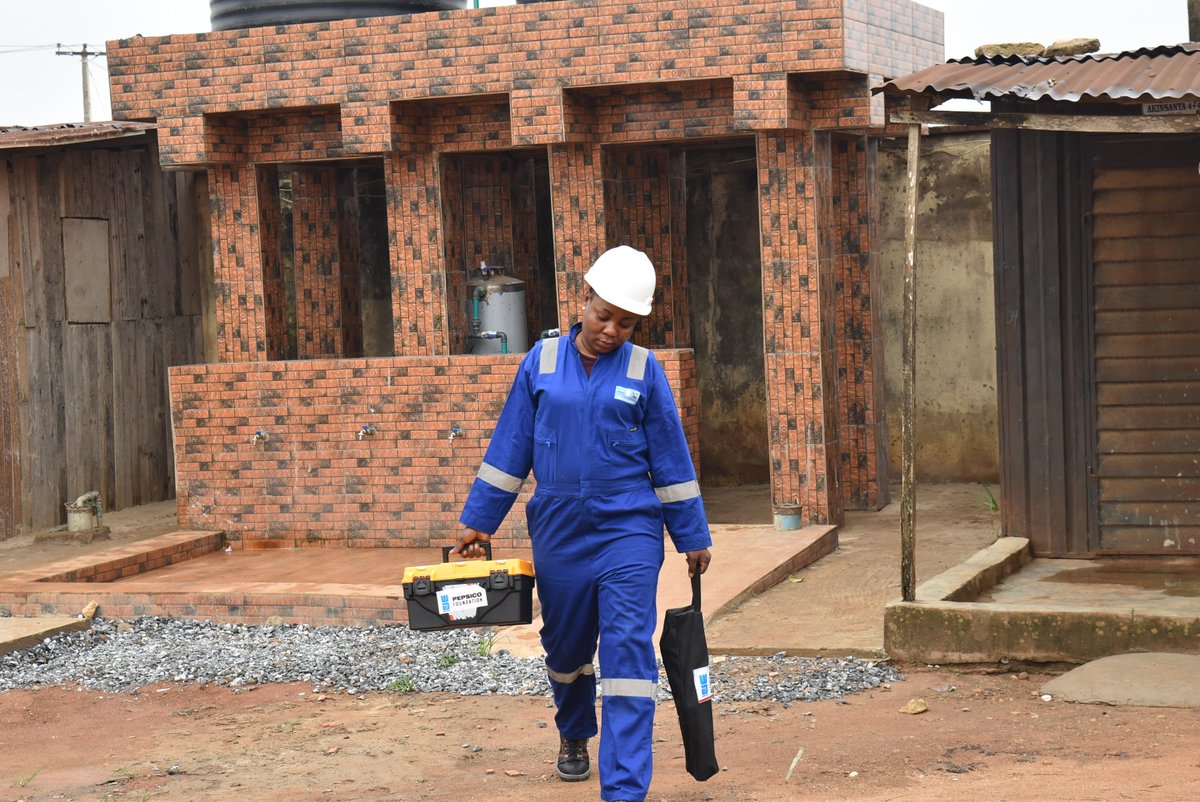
[[2, 665, 1196, 802]]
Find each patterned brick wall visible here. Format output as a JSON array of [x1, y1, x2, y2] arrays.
[[830, 135, 889, 510], [108, 1, 940, 162], [385, 148, 448, 355], [257, 165, 289, 361], [109, 0, 943, 528], [757, 128, 843, 525], [550, 141, 606, 328], [337, 169, 364, 357], [603, 146, 689, 349], [292, 166, 345, 359], [169, 350, 699, 547], [209, 164, 270, 362]]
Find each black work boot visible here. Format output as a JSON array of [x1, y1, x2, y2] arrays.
[[556, 736, 590, 781]]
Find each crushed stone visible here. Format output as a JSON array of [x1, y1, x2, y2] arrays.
[[0, 618, 901, 704]]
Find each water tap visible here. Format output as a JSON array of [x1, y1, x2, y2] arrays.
[[358, 423, 378, 440], [253, 430, 269, 444], [448, 425, 463, 442]]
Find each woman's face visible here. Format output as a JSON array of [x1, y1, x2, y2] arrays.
[[578, 290, 641, 357]]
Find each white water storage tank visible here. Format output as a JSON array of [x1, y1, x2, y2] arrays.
[[469, 267, 528, 355]]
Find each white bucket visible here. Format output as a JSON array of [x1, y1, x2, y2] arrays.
[[66, 506, 96, 532]]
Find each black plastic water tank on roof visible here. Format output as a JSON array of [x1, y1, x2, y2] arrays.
[[210, 1, 468, 31]]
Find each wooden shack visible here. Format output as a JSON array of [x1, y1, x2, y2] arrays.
[[880, 44, 1200, 556], [0, 123, 209, 540]]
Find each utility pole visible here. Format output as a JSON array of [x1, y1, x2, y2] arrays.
[[55, 43, 106, 122], [1190, 0, 1199, 42]]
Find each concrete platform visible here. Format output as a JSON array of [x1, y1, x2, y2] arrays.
[[492, 522, 836, 658], [5, 484, 1200, 668], [885, 538, 1200, 663], [0, 490, 837, 658]]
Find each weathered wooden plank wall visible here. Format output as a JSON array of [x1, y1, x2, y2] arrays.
[[1091, 138, 1200, 553], [0, 161, 20, 540], [0, 135, 207, 538], [992, 128, 1093, 556]]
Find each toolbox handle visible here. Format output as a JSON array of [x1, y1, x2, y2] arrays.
[[442, 542, 493, 562]]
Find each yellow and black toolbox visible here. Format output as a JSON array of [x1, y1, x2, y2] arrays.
[[402, 544, 535, 632]]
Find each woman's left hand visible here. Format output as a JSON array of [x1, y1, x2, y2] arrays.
[[685, 548, 712, 577]]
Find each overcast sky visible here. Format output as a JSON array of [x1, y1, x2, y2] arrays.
[[0, 0, 1190, 126]]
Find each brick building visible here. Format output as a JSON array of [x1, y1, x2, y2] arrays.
[[106, 0, 942, 549]]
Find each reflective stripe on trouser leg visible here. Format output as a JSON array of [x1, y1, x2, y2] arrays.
[[547, 660, 598, 739], [597, 560, 661, 802]]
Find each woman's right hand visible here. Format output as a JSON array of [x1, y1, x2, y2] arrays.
[[450, 527, 491, 559]]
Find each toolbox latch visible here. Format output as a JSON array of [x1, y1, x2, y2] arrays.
[[412, 575, 432, 595], [489, 570, 510, 590]]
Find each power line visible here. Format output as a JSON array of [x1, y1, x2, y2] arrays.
[[0, 44, 60, 54]]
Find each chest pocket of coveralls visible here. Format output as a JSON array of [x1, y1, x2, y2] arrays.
[[533, 422, 557, 483], [605, 425, 648, 474]]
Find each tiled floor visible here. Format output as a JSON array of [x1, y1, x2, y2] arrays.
[[0, 486, 838, 652]]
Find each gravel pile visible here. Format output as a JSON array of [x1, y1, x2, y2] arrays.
[[0, 617, 901, 704]]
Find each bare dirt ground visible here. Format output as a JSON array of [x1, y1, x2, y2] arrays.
[[2, 665, 1197, 802], [4, 489, 1197, 800]]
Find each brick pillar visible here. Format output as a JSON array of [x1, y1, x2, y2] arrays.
[[831, 134, 889, 510], [338, 170, 363, 358], [385, 149, 449, 355], [208, 163, 269, 362], [757, 129, 842, 526], [291, 166, 343, 359], [257, 165, 289, 361], [549, 141, 606, 328]]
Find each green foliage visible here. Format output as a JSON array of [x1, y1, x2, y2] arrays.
[[981, 482, 1001, 540], [981, 482, 1000, 514], [476, 631, 498, 656], [388, 676, 416, 694]]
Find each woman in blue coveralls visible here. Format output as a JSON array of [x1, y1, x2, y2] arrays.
[[452, 245, 713, 802]]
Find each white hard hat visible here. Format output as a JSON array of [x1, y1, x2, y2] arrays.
[[584, 246, 656, 316]]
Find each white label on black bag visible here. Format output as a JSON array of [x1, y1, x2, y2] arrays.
[[437, 583, 488, 620], [693, 665, 712, 702]]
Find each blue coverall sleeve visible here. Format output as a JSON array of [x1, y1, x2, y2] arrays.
[[644, 354, 712, 553], [458, 347, 537, 535]]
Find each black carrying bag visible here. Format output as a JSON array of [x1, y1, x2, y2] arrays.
[[659, 571, 719, 781]]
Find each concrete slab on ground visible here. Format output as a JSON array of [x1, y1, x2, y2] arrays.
[[706, 483, 1003, 657], [0, 615, 90, 656], [8, 483, 1197, 673], [886, 540, 1200, 664], [490, 522, 837, 658], [1042, 653, 1200, 707]]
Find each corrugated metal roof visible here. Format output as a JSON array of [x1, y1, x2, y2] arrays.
[[877, 43, 1200, 104], [0, 121, 154, 151]]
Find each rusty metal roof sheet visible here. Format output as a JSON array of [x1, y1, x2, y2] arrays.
[[877, 43, 1200, 104], [0, 121, 154, 151]]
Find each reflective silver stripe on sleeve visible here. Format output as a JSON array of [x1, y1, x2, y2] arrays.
[[546, 662, 596, 684], [476, 462, 525, 494], [600, 677, 658, 698], [655, 479, 701, 504], [539, 336, 560, 374], [627, 345, 649, 381]]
